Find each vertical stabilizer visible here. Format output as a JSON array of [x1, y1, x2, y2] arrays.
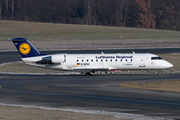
[[9, 38, 41, 58]]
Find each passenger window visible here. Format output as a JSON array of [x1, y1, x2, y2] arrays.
[[77, 60, 79, 62], [82, 60, 84, 62], [115, 59, 117, 62], [121, 59, 123, 62], [96, 59, 98, 62], [91, 59, 93, 62], [126, 59, 127, 62], [106, 59, 108, 62], [87, 59, 89, 62], [101, 59, 103, 62], [110, 59, 112, 62]]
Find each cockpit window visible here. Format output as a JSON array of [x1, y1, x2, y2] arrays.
[[151, 57, 162, 60]]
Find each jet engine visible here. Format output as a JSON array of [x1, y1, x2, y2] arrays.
[[51, 54, 66, 63], [41, 54, 66, 64]]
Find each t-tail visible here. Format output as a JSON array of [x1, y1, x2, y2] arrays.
[[9, 38, 43, 58]]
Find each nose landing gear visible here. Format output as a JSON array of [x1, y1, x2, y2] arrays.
[[158, 70, 164, 76], [158, 72, 162, 76]]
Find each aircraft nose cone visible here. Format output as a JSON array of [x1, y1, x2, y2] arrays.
[[161, 61, 173, 69], [169, 63, 173, 68], [165, 62, 173, 68]]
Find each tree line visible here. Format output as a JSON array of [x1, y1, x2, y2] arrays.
[[0, 0, 180, 31]]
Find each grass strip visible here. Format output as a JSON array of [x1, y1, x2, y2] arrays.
[[0, 106, 126, 120], [0, 62, 64, 74], [1, 20, 180, 41]]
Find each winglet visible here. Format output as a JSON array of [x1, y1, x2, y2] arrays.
[[9, 38, 43, 58]]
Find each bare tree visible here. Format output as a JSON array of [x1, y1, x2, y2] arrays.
[[115, 0, 129, 27], [173, 0, 180, 30], [133, 0, 156, 29], [159, 4, 176, 30], [11, 0, 14, 19], [4, 0, 9, 17], [84, 0, 94, 25], [6, 0, 8, 9], [0, 0, 2, 20]]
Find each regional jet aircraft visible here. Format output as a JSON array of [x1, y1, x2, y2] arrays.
[[9, 38, 173, 75]]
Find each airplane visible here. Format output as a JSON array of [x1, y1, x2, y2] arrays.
[[9, 38, 173, 76]]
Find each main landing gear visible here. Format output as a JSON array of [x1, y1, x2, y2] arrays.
[[85, 72, 92, 76], [85, 71, 95, 76]]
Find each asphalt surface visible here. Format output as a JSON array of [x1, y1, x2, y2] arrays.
[[0, 74, 180, 119], [0, 48, 180, 119]]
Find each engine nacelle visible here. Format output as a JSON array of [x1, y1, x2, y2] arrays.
[[41, 54, 66, 64], [51, 54, 66, 64]]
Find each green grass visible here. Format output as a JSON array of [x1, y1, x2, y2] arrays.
[[0, 62, 66, 74], [1, 20, 180, 41]]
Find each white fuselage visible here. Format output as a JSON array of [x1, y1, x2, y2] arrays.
[[22, 53, 173, 73]]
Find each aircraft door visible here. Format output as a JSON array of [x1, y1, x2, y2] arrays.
[[64, 55, 66, 62], [139, 57, 145, 67]]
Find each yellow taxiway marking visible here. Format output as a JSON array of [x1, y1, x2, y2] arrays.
[[0, 85, 4, 90], [0, 85, 17, 92]]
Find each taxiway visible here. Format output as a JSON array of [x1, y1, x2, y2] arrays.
[[0, 48, 180, 119]]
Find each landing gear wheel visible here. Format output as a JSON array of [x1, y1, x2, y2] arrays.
[[85, 72, 92, 76], [158, 72, 162, 76]]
